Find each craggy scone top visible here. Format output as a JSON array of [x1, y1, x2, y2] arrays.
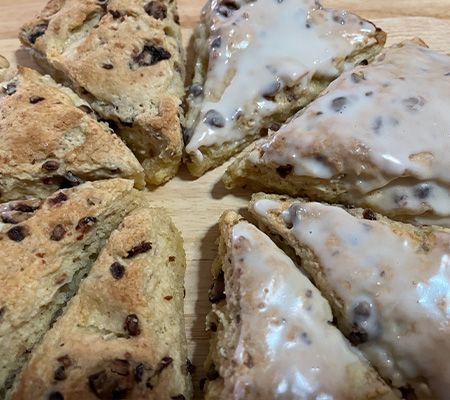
[[250, 195, 450, 399], [185, 0, 384, 163], [231, 40, 450, 224], [209, 214, 395, 399], [20, 0, 185, 184]]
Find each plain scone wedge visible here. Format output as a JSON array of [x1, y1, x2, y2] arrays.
[[0, 66, 144, 202], [184, 0, 386, 176], [20, 0, 185, 186], [249, 193, 450, 399], [204, 211, 398, 400], [0, 179, 142, 397], [225, 39, 450, 226], [10, 200, 192, 400]]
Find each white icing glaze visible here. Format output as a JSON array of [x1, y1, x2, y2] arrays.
[[253, 41, 450, 219], [253, 198, 450, 397], [225, 220, 373, 399], [186, 0, 377, 160]]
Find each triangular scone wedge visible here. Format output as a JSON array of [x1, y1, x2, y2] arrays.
[[204, 211, 397, 400], [226, 39, 450, 226], [20, 0, 185, 186], [0, 179, 142, 397], [249, 193, 450, 399], [10, 200, 192, 400], [184, 0, 386, 176], [0, 66, 144, 202]]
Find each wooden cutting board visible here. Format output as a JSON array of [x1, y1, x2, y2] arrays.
[[1, 0, 450, 397]]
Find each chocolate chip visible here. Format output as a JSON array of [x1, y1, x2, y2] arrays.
[[61, 172, 84, 188], [124, 314, 140, 336], [157, 357, 173, 372], [111, 359, 130, 376], [276, 164, 293, 178], [78, 104, 94, 114], [11, 203, 36, 213], [88, 370, 107, 397], [171, 396, 185, 400], [144, 1, 167, 19], [42, 160, 60, 171], [305, 289, 313, 298], [353, 301, 372, 322], [110, 262, 125, 279], [54, 366, 67, 381], [399, 386, 418, 400], [125, 241, 152, 258], [414, 183, 431, 199], [102, 63, 114, 70], [134, 364, 145, 382], [402, 96, 426, 112], [3, 82, 17, 95], [28, 22, 48, 44], [168, 256, 176, 262], [217, 1, 239, 17], [445, 72, 450, 77], [362, 209, 377, 220], [208, 271, 225, 303], [211, 37, 222, 48], [269, 122, 282, 131], [57, 355, 72, 368], [7, 225, 28, 242], [186, 359, 196, 375], [300, 332, 312, 345], [48, 192, 68, 206], [204, 109, 225, 128], [206, 364, 219, 381], [331, 96, 348, 113], [365, 91, 373, 97], [348, 329, 368, 345], [393, 193, 407, 207], [350, 72, 365, 83], [209, 322, 217, 332], [48, 392, 64, 400], [29, 95, 45, 104], [189, 83, 203, 97], [130, 44, 171, 70], [76, 216, 97, 232], [50, 224, 66, 241], [359, 59, 368, 66], [110, 10, 121, 18]]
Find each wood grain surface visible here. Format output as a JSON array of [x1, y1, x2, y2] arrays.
[[1, 0, 449, 397]]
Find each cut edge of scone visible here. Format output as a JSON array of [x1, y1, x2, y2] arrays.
[[0, 66, 146, 201], [0, 179, 142, 397], [184, 3, 386, 177], [19, 0, 185, 187], [247, 192, 440, 400], [203, 210, 398, 400], [9, 196, 193, 399]]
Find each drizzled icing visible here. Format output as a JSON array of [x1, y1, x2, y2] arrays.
[[225, 220, 382, 399], [249, 41, 450, 219], [185, 0, 378, 160], [252, 198, 450, 398]]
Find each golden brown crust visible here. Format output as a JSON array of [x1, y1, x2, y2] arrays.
[[10, 200, 192, 399], [0, 179, 142, 397], [0, 67, 145, 201], [20, 0, 185, 186]]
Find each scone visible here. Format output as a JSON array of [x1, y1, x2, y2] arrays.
[[184, 0, 386, 176], [204, 211, 398, 400], [0, 66, 144, 202], [249, 193, 450, 399], [20, 0, 185, 186], [0, 179, 142, 397], [226, 39, 450, 226], [10, 200, 192, 400]]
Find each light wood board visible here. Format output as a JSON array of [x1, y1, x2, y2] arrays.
[[1, 0, 450, 397]]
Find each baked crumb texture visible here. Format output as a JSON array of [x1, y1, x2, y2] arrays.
[[225, 39, 450, 226], [20, 0, 185, 186], [184, 0, 385, 176], [0, 66, 145, 202], [249, 193, 450, 400], [204, 210, 397, 400], [10, 199, 192, 399]]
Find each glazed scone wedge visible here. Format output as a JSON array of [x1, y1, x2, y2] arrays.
[[184, 0, 386, 176], [0, 66, 144, 202], [226, 39, 450, 226], [249, 193, 450, 399], [204, 211, 398, 400], [0, 179, 142, 397], [20, 0, 185, 186], [10, 200, 192, 400]]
